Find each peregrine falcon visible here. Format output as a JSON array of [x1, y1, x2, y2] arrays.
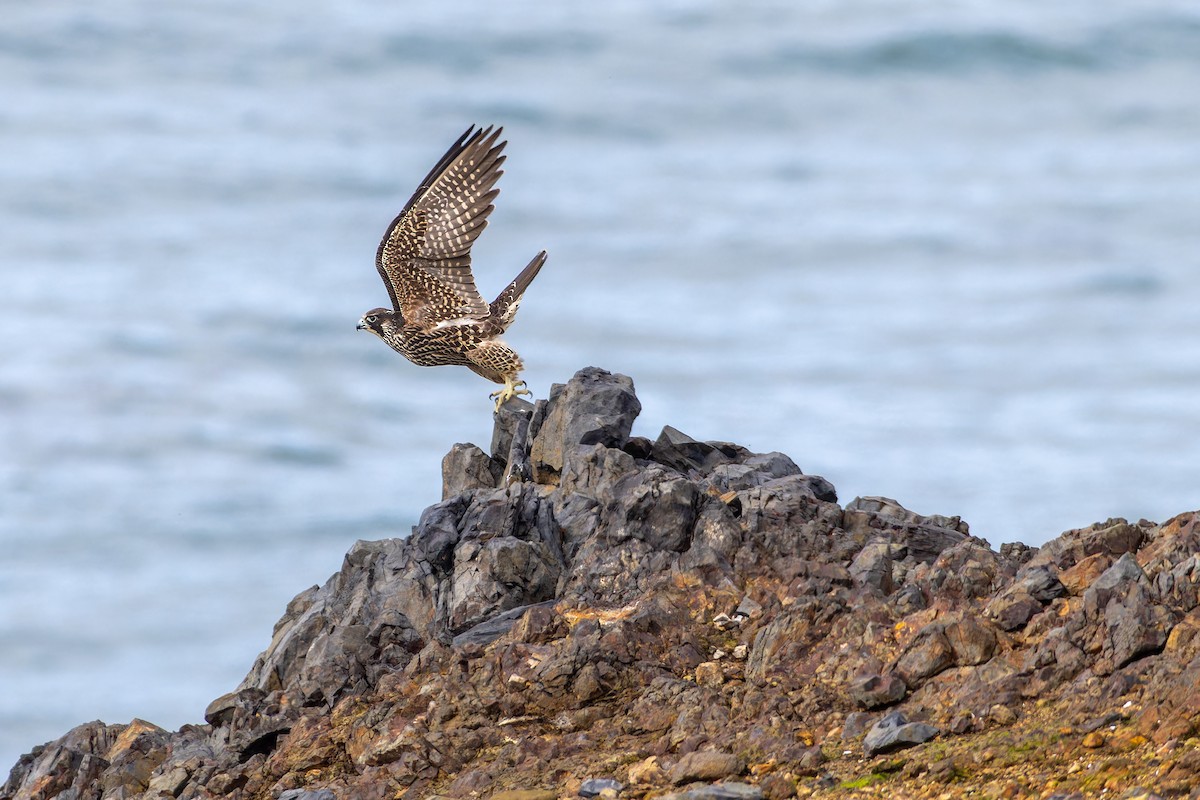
[[357, 125, 547, 411]]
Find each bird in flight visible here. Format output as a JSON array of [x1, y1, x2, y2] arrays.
[[357, 125, 547, 411]]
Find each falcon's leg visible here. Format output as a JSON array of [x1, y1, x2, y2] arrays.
[[490, 377, 532, 411]]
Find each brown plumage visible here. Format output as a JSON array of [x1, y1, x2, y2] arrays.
[[356, 125, 547, 410]]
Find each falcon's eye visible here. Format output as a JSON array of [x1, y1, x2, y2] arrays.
[[365, 315, 378, 324]]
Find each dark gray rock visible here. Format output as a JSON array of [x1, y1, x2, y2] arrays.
[[559, 442, 640, 498], [1104, 583, 1174, 668], [451, 600, 558, 648], [707, 452, 802, 493], [491, 396, 536, 461], [1000, 541, 1037, 566], [849, 541, 901, 594], [442, 442, 501, 499], [530, 367, 641, 483], [862, 711, 940, 756], [732, 475, 847, 570], [1083, 552, 1148, 618], [603, 465, 699, 552], [495, 399, 536, 486], [1015, 565, 1067, 603], [411, 494, 468, 574], [651, 425, 735, 474], [849, 673, 907, 709], [238, 536, 438, 703], [448, 531, 560, 633], [986, 587, 1045, 631], [917, 540, 1010, 600], [842, 497, 968, 564], [684, 500, 741, 575]]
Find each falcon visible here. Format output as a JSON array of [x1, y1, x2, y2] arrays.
[[357, 125, 547, 411]]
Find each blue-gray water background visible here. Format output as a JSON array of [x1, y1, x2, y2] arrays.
[[3, 0, 1199, 769]]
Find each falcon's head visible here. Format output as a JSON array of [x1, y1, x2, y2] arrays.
[[357, 307, 398, 337]]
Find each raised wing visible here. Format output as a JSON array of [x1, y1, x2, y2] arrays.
[[375, 125, 506, 329]]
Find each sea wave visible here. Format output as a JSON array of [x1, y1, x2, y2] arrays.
[[727, 15, 1200, 76]]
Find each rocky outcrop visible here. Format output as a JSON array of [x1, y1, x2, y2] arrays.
[[7, 366, 1200, 799]]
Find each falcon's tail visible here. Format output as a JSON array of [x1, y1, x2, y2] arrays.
[[489, 250, 547, 330]]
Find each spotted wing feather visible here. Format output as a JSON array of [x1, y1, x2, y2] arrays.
[[375, 125, 507, 329]]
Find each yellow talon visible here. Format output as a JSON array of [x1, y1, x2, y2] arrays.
[[490, 378, 532, 411]]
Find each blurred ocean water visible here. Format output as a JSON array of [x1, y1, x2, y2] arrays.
[[2, 0, 1199, 768]]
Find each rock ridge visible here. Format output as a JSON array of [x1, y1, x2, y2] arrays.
[[6, 366, 1200, 799]]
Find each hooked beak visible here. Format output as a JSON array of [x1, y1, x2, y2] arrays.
[[356, 321, 367, 331]]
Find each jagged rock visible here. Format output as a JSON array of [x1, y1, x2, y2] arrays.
[[491, 396, 536, 460], [707, 451, 803, 493], [1083, 552, 1148, 617], [10, 368, 1200, 800], [442, 442, 503, 498], [530, 367, 641, 483], [451, 600, 559, 648], [985, 586, 1045, 631], [447, 492, 560, 632], [914, 540, 1009, 600], [863, 712, 940, 755], [651, 425, 737, 474], [849, 541, 902, 594], [1000, 541, 1037, 565], [1100, 580, 1174, 668], [1032, 519, 1148, 571], [238, 536, 437, 704], [2, 719, 169, 800], [842, 497, 968, 563], [1015, 565, 1067, 603]]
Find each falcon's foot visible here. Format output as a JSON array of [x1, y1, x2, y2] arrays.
[[490, 378, 531, 411]]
